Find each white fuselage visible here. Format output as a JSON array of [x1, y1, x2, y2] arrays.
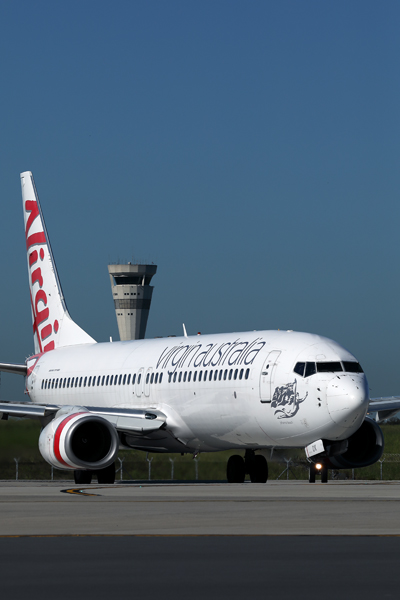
[[27, 329, 369, 453]]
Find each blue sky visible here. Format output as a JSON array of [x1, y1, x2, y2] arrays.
[[0, 1, 400, 400]]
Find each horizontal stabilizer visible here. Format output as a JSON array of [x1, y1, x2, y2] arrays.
[[0, 363, 27, 376]]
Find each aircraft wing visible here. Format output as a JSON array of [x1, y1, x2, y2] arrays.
[[0, 401, 167, 434], [368, 397, 400, 422]]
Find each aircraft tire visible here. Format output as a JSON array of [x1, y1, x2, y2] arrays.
[[321, 465, 328, 484], [249, 455, 268, 483], [227, 455, 245, 483], [96, 462, 116, 484], [309, 465, 316, 483], [74, 469, 93, 484]]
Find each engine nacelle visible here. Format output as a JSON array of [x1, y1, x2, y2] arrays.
[[39, 411, 119, 470], [325, 417, 384, 469]]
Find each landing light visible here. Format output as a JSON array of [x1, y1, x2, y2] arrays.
[[315, 463, 323, 470]]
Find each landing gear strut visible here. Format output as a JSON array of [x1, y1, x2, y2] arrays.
[[227, 450, 268, 483]]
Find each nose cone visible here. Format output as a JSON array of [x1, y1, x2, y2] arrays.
[[327, 375, 369, 429]]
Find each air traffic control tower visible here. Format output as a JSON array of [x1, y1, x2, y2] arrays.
[[108, 263, 157, 340]]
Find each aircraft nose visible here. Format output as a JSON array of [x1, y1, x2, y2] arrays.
[[326, 375, 369, 428]]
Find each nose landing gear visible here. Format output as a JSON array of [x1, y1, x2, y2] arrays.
[[226, 450, 268, 483], [309, 462, 328, 483]]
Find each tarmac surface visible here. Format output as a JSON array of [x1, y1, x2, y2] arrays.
[[2, 481, 400, 599], [1, 479, 400, 535]]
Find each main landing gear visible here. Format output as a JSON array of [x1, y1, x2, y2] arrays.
[[227, 450, 268, 483], [309, 462, 328, 483], [74, 462, 116, 485]]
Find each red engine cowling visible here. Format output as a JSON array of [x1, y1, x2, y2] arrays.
[[325, 417, 384, 469], [39, 411, 119, 470]]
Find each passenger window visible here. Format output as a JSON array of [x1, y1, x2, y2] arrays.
[[173, 373, 177, 383], [110, 375, 114, 385], [305, 362, 316, 378], [84, 377, 87, 387], [67, 378, 70, 388], [178, 372, 182, 383], [97, 376, 100, 386], [79, 377, 83, 387], [101, 376, 105, 386], [41, 381, 44, 389], [188, 371, 192, 382], [119, 374, 123, 385], [199, 371, 202, 381], [138, 374, 141, 384], [52, 379, 55, 389], [229, 369, 233, 380], [168, 373, 172, 383], [214, 371, 218, 381], [234, 369, 238, 380], [132, 374, 136, 385], [150, 373, 154, 384], [224, 369, 227, 380], [204, 371, 208, 380], [146, 373, 150, 384], [159, 373, 163, 383], [127, 374, 131, 385], [62, 378, 66, 388], [115, 375, 118, 385], [183, 372, 187, 382], [123, 374, 127, 385], [209, 371, 213, 381], [106, 375, 109, 386], [155, 373, 159, 384], [88, 377, 91, 386], [245, 368, 250, 380], [239, 369, 243, 380]]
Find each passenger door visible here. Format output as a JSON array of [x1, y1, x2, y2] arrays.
[[259, 351, 281, 403], [136, 368, 144, 397]]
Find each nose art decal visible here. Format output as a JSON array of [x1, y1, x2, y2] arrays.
[[271, 381, 308, 419]]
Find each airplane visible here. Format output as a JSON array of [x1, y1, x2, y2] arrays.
[[0, 171, 398, 485]]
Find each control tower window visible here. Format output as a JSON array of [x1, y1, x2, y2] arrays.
[[342, 361, 363, 373]]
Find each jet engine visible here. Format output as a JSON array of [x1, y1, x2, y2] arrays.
[[325, 417, 384, 469], [39, 411, 119, 470]]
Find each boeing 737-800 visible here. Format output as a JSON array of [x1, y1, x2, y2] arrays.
[[0, 172, 397, 484]]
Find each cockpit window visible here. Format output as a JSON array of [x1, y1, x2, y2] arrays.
[[294, 360, 362, 378], [293, 362, 305, 377], [316, 362, 343, 373], [343, 361, 363, 373]]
